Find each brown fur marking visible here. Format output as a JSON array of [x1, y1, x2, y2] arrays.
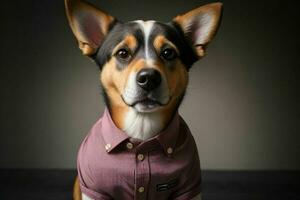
[[73, 176, 82, 200], [153, 35, 179, 55], [112, 34, 138, 55]]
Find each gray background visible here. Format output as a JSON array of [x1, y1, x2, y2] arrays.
[[0, 0, 299, 170]]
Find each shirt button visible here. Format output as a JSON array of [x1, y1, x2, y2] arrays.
[[126, 142, 133, 149], [105, 143, 111, 151], [167, 147, 173, 154], [138, 186, 145, 193], [137, 154, 144, 161]]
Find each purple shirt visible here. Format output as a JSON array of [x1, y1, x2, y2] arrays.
[[77, 109, 201, 200]]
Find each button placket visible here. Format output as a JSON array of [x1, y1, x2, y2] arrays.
[[134, 150, 149, 200]]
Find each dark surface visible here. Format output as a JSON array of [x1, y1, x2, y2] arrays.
[[0, 170, 299, 200], [0, 170, 76, 200]]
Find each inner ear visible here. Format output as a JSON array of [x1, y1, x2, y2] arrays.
[[65, 0, 115, 56], [173, 2, 223, 57]]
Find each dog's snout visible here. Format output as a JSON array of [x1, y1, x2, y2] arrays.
[[136, 68, 161, 91]]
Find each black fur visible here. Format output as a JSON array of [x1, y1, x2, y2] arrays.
[[92, 21, 199, 70], [93, 22, 145, 70], [151, 22, 199, 69]]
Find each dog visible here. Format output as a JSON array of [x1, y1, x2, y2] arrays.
[[65, 0, 222, 199]]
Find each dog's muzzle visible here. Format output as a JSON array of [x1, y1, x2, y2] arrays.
[[122, 69, 170, 113]]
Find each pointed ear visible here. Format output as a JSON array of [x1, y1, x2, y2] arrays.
[[173, 2, 223, 57], [65, 0, 115, 56]]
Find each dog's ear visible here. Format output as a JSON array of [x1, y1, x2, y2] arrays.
[[65, 0, 115, 56], [173, 2, 222, 58]]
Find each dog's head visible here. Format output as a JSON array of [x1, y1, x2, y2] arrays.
[[65, 0, 222, 138]]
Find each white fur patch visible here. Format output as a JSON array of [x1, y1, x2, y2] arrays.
[[82, 193, 93, 200], [123, 108, 163, 140], [135, 20, 155, 61], [121, 20, 169, 139], [123, 72, 139, 105]]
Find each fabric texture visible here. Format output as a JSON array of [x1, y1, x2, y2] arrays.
[[77, 108, 201, 200]]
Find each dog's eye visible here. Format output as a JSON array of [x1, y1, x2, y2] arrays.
[[161, 48, 177, 61], [116, 48, 131, 61]]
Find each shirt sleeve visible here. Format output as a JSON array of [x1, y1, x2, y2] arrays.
[[78, 163, 113, 200], [79, 184, 113, 200], [170, 150, 202, 200], [77, 134, 113, 200]]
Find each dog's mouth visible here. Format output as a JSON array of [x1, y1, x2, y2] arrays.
[[121, 96, 169, 113]]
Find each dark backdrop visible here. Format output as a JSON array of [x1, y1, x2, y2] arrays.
[[0, 0, 299, 170]]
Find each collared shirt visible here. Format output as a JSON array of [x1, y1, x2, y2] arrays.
[[77, 108, 201, 200]]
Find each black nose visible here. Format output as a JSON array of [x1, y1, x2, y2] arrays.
[[136, 68, 162, 91]]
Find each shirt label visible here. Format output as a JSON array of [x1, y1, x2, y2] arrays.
[[156, 179, 178, 192]]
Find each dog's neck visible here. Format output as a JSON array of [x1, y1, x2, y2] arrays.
[[122, 108, 163, 140]]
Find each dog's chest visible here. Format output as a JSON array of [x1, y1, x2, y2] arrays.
[[83, 141, 194, 199], [77, 111, 201, 199]]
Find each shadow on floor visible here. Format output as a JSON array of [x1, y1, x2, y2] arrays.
[[0, 170, 299, 200]]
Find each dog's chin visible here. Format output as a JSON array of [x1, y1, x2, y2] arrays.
[[121, 95, 169, 113], [133, 100, 161, 113]]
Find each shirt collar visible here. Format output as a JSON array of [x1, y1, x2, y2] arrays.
[[100, 108, 129, 153], [100, 108, 180, 155], [154, 113, 180, 155]]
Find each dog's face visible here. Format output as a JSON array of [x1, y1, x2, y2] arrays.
[[97, 21, 195, 127], [65, 0, 222, 131]]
